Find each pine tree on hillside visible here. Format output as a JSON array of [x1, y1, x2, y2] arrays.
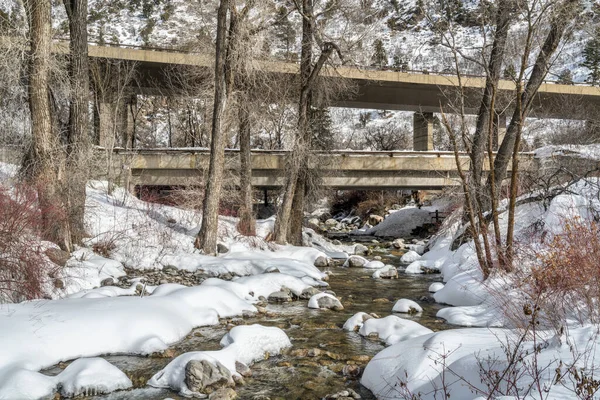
[[273, 6, 296, 61], [371, 39, 388, 68], [582, 28, 600, 86]]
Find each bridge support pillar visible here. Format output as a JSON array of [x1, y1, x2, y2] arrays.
[[94, 94, 136, 149], [413, 112, 434, 151], [493, 112, 506, 150]]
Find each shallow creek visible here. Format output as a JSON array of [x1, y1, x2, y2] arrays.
[[44, 244, 454, 400]]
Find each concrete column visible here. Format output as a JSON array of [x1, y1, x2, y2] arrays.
[[413, 112, 434, 151], [121, 95, 137, 149], [94, 101, 116, 148], [492, 112, 507, 150]]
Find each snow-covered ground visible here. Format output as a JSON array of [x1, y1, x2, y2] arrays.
[[360, 177, 600, 399], [0, 168, 353, 398]]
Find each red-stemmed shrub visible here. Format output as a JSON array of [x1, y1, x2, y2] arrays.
[[0, 184, 59, 302]]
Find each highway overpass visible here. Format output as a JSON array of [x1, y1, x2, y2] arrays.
[[74, 42, 600, 120]]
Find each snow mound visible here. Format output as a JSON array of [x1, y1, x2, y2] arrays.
[[343, 312, 373, 331], [148, 325, 291, 396], [429, 282, 444, 293], [363, 260, 385, 269], [358, 315, 433, 346], [234, 273, 316, 299], [400, 250, 421, 263], [392, 299, 423, 313], [0, 358, 131, 400]]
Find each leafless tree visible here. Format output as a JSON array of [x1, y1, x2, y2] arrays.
[[434, 0, 582, 276]]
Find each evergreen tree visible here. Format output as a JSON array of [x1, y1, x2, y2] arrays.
[[557, 69, 573, 85], [273, 6, 296, 61], [311, 107, 335, 150], [371, 39, 388, 68], [582, 28, 600, 86]]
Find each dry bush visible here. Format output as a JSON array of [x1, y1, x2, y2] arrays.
[[0, 184, 60, 302], [527, 218, 600, 326]]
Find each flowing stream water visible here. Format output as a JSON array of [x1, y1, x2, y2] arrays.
[[43, 240, 454, 400]]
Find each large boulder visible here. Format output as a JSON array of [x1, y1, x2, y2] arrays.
[[268, 290, 293, 303], [344, 255, 368, 268], [353, 244, 369, 255], [313, 255, 329, 268], [308, 293, 344, 311], [185, 359, 235, 395], [392, 238, 405, 249]]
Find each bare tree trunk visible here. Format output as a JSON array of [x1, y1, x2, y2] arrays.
[[64, 0, 90, 246], [492, 0, 578, 185], [469, 0, 511, 211], [273, 0, 340, 244], [495, 0, 579, 267], [237, 100, 255, 236], [195, 0, 232, 254], [23, 0, 69, 249], [287, 0, 314, 246]]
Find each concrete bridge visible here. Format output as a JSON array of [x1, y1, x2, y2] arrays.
[[72, 43, 600, 152], [79, 43, 600, 119], [110, 148, 534, 191]]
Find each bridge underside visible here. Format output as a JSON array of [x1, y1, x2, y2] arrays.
[[105, 150, 531, 191], [127, 168, 460, 190]]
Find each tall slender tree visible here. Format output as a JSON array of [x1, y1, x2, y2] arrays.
[[195, 0, 232, 254], [273, 0, 342, 245], [64, 0, 91, 246]]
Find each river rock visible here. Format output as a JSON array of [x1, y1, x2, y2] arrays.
[[217, 243, 229, 254], [324, 388, 361, 399], [101, 277, 115, 286], [308, 218, 321, 229], [342, 364, 362, 378], [325, 218, 338, 227], [314, 256, 329, 268], [344, 255, 368, 268], [372, 265, 398, 279], [184, 359, 235, 394], [400, 250, 421, 263], [353, 244, 369, 255], [300, 286, 321, 300], [268, 291, 292, 303], [235, 361, 252, 377], [368, 214, 384, 225], [308, 293, 344, 311], [332, 239, 342, 246], [209, 388, 237, 400], [343, 312, 373, 331], [392, 238, 405, 249], [162, 265, 179, 276]]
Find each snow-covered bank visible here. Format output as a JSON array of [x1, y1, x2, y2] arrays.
[[362, 325, 600, 400], [360, 177, 600, 399], [0, 285, 256, 399]]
